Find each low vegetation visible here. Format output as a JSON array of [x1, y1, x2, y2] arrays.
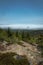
[[0, 53, 30, 65]]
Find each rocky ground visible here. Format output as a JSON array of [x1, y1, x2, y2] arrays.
[[0, 41, 43, 65]]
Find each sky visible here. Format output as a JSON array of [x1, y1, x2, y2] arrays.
[[0, 0, 43, 28]]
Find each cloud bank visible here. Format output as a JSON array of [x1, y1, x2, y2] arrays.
[[0, 24, 43, 29]]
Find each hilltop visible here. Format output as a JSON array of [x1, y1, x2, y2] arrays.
[[0, 28, 43, 65]]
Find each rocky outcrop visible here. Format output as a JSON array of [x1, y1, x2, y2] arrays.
[[0, 41, 43, 65]]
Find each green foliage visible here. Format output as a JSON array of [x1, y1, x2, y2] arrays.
[[0, 28, 18, 43], [36, 34, 43, 57], [0, 53, 30, 65], [0, 29, 7, 41], [22, 31, 30, 42]]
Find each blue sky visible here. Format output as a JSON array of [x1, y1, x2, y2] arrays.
[[0, 0, 43, 25]]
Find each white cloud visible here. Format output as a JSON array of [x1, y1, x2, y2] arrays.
[[0, 24, 43, 29]]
